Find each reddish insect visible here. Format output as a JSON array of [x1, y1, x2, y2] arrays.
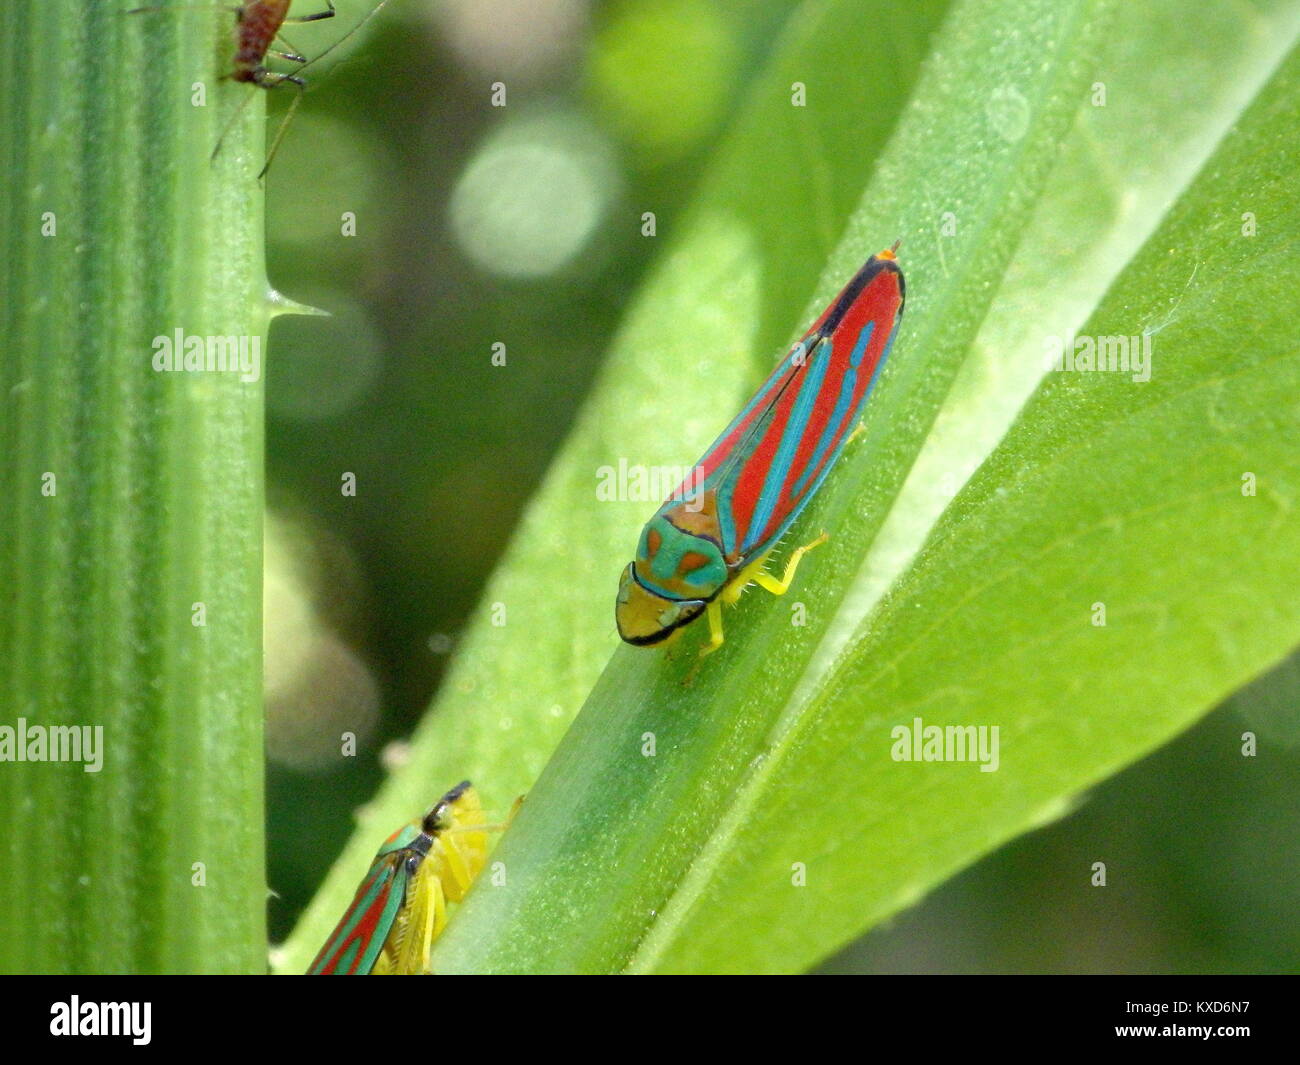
[[230, 1, 337, 89], [129, 1, 391, 176], [615, 244, 906, 654]]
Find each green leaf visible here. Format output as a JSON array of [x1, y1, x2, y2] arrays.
[[0, 3, 269, 972], [286, 0, 1300, 975], [278, 0, 954, 973], [638, 30, 1300, 975]]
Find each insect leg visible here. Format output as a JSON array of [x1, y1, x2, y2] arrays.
[[470, 795, 525, 834], [751, 532, 829, 596], [258, 75, 306, 178], [416, 876, 440, 974], [284, 1, 337, 23], [440, 835, 477, 901], [430, 876, 448, 942], [210, 84, 261, 162], [698, 600, 726, 657]]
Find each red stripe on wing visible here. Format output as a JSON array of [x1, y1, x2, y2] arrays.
[[309, 856, 403, 975], [733, 264, 903, 553]]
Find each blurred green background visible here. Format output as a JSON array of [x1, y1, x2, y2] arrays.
[[261, 0, 1299, 972]]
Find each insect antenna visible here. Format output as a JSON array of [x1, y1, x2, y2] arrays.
[[211, 77, 264, 162], [255, 0, 396, 177], [257, 80, 306, 178], [277, 0, 395, 81]]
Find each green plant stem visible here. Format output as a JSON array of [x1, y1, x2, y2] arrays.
[[0, 2, 268, 973]]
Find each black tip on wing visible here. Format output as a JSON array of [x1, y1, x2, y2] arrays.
[[820, 252, 905, 337]]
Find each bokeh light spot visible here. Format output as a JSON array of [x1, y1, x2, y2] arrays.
[[449, 109, 617, 279], [434, 0, 588, 81], [586, 0, 740, 164]]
